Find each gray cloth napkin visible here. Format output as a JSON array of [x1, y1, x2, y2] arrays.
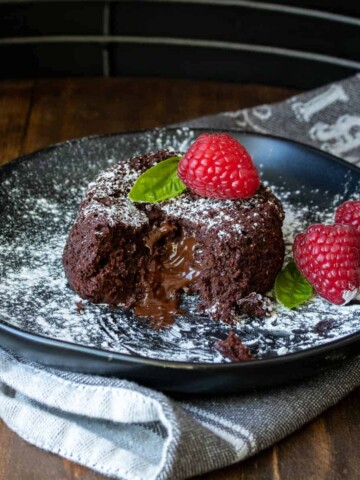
[[2, 73, 360, 480]]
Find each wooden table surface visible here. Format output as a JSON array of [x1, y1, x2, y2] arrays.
[[1, 77, 359, 480]]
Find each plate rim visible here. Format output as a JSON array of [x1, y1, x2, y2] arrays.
[[2, 126, 360, 175], [0, 317, 360, 371], [1, 126, 360, 371]]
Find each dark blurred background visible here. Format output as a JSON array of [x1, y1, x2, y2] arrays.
[[0, 0, 359, 89]]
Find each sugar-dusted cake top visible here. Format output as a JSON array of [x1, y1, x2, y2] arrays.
[[80, 150, 284, 240]]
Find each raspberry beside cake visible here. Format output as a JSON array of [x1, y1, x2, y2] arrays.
[[63, 149, 285, 326]]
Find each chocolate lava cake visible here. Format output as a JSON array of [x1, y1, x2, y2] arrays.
[[63, 150, 285, 326]]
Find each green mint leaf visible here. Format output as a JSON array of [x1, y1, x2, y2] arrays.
[[128, 156, 186, 203], [275, 261, 313, 309]]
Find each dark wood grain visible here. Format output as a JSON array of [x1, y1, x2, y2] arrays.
[[0, 79, 34, 166], [1, 76, 359, 480], [1, 77, 297, 164]]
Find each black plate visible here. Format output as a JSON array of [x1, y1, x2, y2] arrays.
[[1, 128, 360, 394]]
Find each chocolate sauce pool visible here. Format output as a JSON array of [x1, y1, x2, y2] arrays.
[[134, 223, 200, 327]]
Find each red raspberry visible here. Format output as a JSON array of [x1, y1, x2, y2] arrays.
[[335, 200, 360, 235], [178, 133, 260, 199], [293, 224, 360, 305]]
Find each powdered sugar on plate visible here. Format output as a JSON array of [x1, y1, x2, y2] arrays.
[[1, 128, 360, 363]]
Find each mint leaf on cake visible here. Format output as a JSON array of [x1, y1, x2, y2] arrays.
[[128, 156, 185, 203]]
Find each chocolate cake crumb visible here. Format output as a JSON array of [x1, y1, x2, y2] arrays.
[[215, 331, 254, 362], [75, 300, 85, 313], [236, 292, 273, 318], [314, 319, 337, 336]]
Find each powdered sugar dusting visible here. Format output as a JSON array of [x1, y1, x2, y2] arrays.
[[1, 129, 360, 364], [82, 197, 148, 228], [82, 161, 149, 228]]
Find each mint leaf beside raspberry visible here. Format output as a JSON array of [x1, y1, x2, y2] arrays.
[[129, 133, 261, 203], [128, 156, 186, 203], [275, 261, 313, 309]]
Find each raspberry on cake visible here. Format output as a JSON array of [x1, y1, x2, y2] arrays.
[[63, 140, 285, 326], [178, 133, 260, 199]]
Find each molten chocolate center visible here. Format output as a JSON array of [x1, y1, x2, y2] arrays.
[[134, 223, 200, 327]]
